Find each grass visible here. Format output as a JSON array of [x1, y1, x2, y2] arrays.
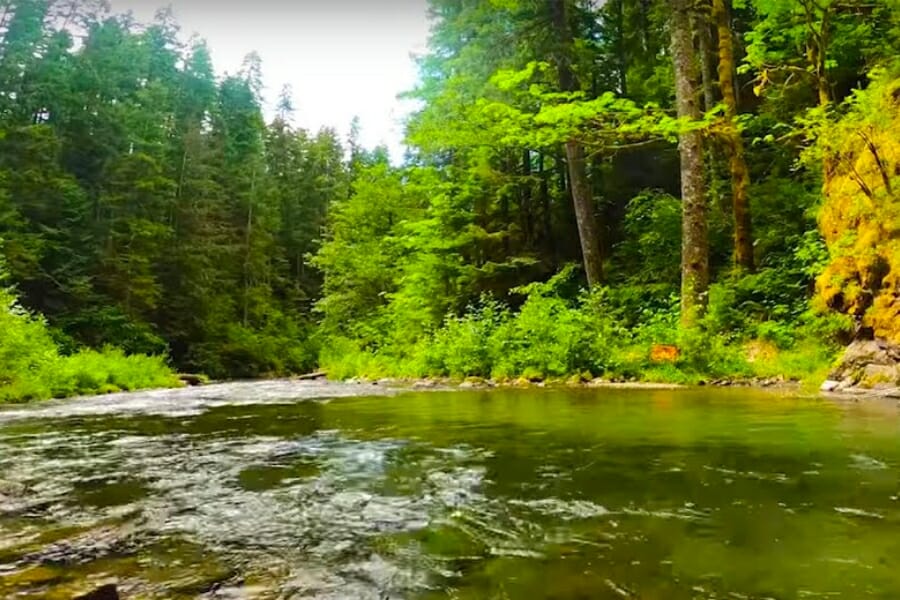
[[0, 348, 182, 404], [318, 334, 838, 389]]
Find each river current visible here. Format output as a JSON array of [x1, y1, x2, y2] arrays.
[[1, 381, 898, 598]]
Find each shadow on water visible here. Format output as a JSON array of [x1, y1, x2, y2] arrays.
[[1, 381, 899, 598]]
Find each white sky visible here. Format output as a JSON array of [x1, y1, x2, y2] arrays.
[[107, 0, 431, 160]]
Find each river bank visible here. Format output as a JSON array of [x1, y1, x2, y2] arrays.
[[323, 335, 900, 401], [0, 354, 900, 414], [344, 374, 796, 392]]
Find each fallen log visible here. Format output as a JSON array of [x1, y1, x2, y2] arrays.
[[295, 371, 327, 381], [178, 373, 208, 386]]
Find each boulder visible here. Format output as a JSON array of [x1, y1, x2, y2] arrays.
[[827, 338, 900, 392], [459, 376, 487, 389], [821, 380, 841, 392], [412, 379, 438, 389]]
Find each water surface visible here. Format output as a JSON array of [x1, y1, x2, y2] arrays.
[[1, 382, 899, 598]]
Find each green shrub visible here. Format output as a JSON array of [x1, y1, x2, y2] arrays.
[[1, 281, 60, 402], [677, 326, 753, 379], [614, 190, 683, 285], [750, 342, 837, 387], [318, 336, 392, 380], [488, 293, 595, 379], [425, 300, 508, 378], [1, 261, 180, 403], [314, 262, 840, 387], [754, 321, 797, 350], [51, 348, 180, 396]]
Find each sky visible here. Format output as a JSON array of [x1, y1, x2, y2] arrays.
[[107, 0, 431, 160]]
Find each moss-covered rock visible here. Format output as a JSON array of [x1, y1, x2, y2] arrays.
[[817, 73, 900, 342], [823, 339, 900, 392]]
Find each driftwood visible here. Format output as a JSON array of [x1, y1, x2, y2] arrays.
[[295, 371, 327, 381], [177, 373, 207, 386]]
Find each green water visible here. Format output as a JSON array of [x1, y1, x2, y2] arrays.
[[1, 382, 899, 599]]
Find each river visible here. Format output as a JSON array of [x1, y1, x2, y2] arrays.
[[0, 381, 898, 598]]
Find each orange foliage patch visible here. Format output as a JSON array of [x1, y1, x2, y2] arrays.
[[650, 344, 680, 363]]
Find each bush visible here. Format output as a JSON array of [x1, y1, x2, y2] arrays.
[[315, 263, 838, 387], [425, 300, 508, 378], [1, 263, 180, 403], [488, 293, 595, 380], [45, 348, 181, 398], [614, 190, 683, 285], [318, 336, 394, 380]]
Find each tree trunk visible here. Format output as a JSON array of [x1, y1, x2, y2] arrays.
[[805, 4, 834, 182], [696, 6, 717, 112], [522, 149, 533, 245], [243, 168, 256, 327], [713, 0, 754, 271], [538, 153, 556, 268], [565, 141, 604, 286], [670, 0, 709, 326], [613, 0, 628, 96], [550, 0, 604, 286]]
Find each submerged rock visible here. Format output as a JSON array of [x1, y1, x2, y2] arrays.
[[74, 584, 119, 600], [821, 380, 841, 392], [459, 377, 487, 389]]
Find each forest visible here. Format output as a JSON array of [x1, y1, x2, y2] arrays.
[[2, 0, 900, 401]]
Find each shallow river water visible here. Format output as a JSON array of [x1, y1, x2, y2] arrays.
[[1, 381, 899, 599]]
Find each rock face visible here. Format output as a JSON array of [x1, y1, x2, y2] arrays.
[[822, 339, 900, 395], [816, 77, 900, 346]]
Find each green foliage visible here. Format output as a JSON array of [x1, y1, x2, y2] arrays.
[[0, 4, 349, 379], [317, 337, 397, 381], [425, 300, 509, 378], [316, 257, 835, 386], [4, 0, 892, 393], [0, 271, 61, 401], [0, 259, 178, 403], [487, 291, 595, 379], [215, 319, 316, 379], [613, 190, 682, 284], [814, 68, 900, 343], [44, 349, 180, 400]]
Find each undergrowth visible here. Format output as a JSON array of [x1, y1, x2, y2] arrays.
[[318, 267, 845, 387], [1, 269, 180, 403]]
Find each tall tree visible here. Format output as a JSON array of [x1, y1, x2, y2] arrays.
[[550, 0, 604, 286], [713, 0, 754, 271], [670, 0, 709, 325]]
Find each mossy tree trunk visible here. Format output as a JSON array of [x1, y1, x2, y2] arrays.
[[671, 0, 709, 326], [713, 0, 755, 271]]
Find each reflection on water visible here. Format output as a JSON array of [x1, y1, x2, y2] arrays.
[[1, 382, 899, 598]]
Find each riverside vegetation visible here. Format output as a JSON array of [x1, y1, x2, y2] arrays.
[[3, 0, 900, 401]]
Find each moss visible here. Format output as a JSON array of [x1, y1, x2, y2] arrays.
[[817, 74, 900, 343]]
